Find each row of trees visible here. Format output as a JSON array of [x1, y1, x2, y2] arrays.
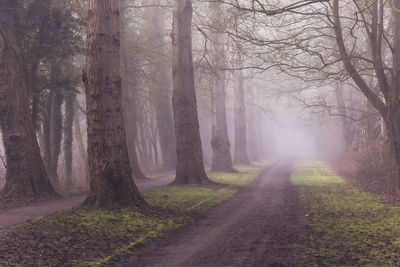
[[221, 0, 400, 190], [0, 0, 265, 207]]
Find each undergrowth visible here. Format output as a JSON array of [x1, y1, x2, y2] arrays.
[[0, 161, 267, 266], [292, 162, 400, 266]]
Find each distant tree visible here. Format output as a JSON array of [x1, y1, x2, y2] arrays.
[[82, 0, 145, 207], [0, 0, 55, 200], [63, 67, 76, 190], [146, 7, 177, 172], [234, 66, 250, 164], [120, 1, 149, 180], [172, 0, 209, 184], [209, 1, 235, 172]]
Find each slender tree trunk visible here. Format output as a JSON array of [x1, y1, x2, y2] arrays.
[[247, 101, 262, 161], [210, 1, 234, 172], [234, 69, 250, 164], [49, 88, 64, 185], [172, 0, 209, 184], [123, 96, 148, 180], [82, 0, 145, 208], [148, 8, 177, 171], [120, 1, 148, 180], [43, 92, 53, 173], [334, 83, 353, 148], [73, 109, 89, 186], [64, 89, 75, 190], [0, 0, 54, 199]]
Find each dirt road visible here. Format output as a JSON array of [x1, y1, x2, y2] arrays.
[[117, 161, 304, 266], [0, 175, 175, 231]]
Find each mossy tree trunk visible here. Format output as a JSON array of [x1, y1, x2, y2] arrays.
[[83, 0, 146, 208], [172, 0, 209, 184], [0, 0, 55, 199]]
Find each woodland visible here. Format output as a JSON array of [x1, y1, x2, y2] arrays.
[[1, 0, 400, 266]]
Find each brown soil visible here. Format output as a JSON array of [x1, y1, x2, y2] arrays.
[[115, 161, 304, 267], [0, 175, 175, 231]]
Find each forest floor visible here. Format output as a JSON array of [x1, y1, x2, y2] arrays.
[[3, 161, 399, 266], [117, 160, 304, 266], [0, 174, 175, 231], [0, 163, 267, 266]]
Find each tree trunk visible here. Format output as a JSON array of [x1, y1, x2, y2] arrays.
[[386, 0, 400, 190], [334, 83, 353, 148], [0, 0, 54, 199], [172, 0, 209, 184], [234, 69, 250, 164], [73, 109, 89, 187], [49, 88, 64, 185], [64, 89, 75, 190], [148, 8, 177, 171], [82, 0, 145, 208], [42, 91, 53, 173], [120, 1, 148, 180], [210, 1, 234, 172]]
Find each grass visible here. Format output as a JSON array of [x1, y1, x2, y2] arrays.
[[0, 161, 267, 266], [291, 161, 400, 266]]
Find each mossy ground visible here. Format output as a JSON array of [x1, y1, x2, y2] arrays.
[[0, 162, 267, 266], [292, 161, 400, 266]]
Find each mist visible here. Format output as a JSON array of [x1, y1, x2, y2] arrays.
[[0, 0, 399, 266]]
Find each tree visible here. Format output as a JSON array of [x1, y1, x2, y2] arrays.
[[147, 7, 177, 172], [63, 82, 75, 190], [0, 0, 55, 200], [120, 2, 149, 180], [234, 67, 250, 164], [209, 1, 235, 172], [332, 0, 400, 189], [82, 0, 145, 208], [334, 82, 353, 148], [172, 0, 209, 184]]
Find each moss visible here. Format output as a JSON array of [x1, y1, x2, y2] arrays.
[[0, 161, 267, 266], [292, 162, 400, 266]]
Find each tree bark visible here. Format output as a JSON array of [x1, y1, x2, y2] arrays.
[[210, 1, 234, 172], [386, 0, 400, 190], [83, 0, 145, 208], [0, 0, 54, 199], [172, 0, 209, 184], [234, 68, 250, 164]]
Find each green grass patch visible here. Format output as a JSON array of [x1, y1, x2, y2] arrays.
[[0, 162, 267, 266], [292, 161, 400, 266]]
